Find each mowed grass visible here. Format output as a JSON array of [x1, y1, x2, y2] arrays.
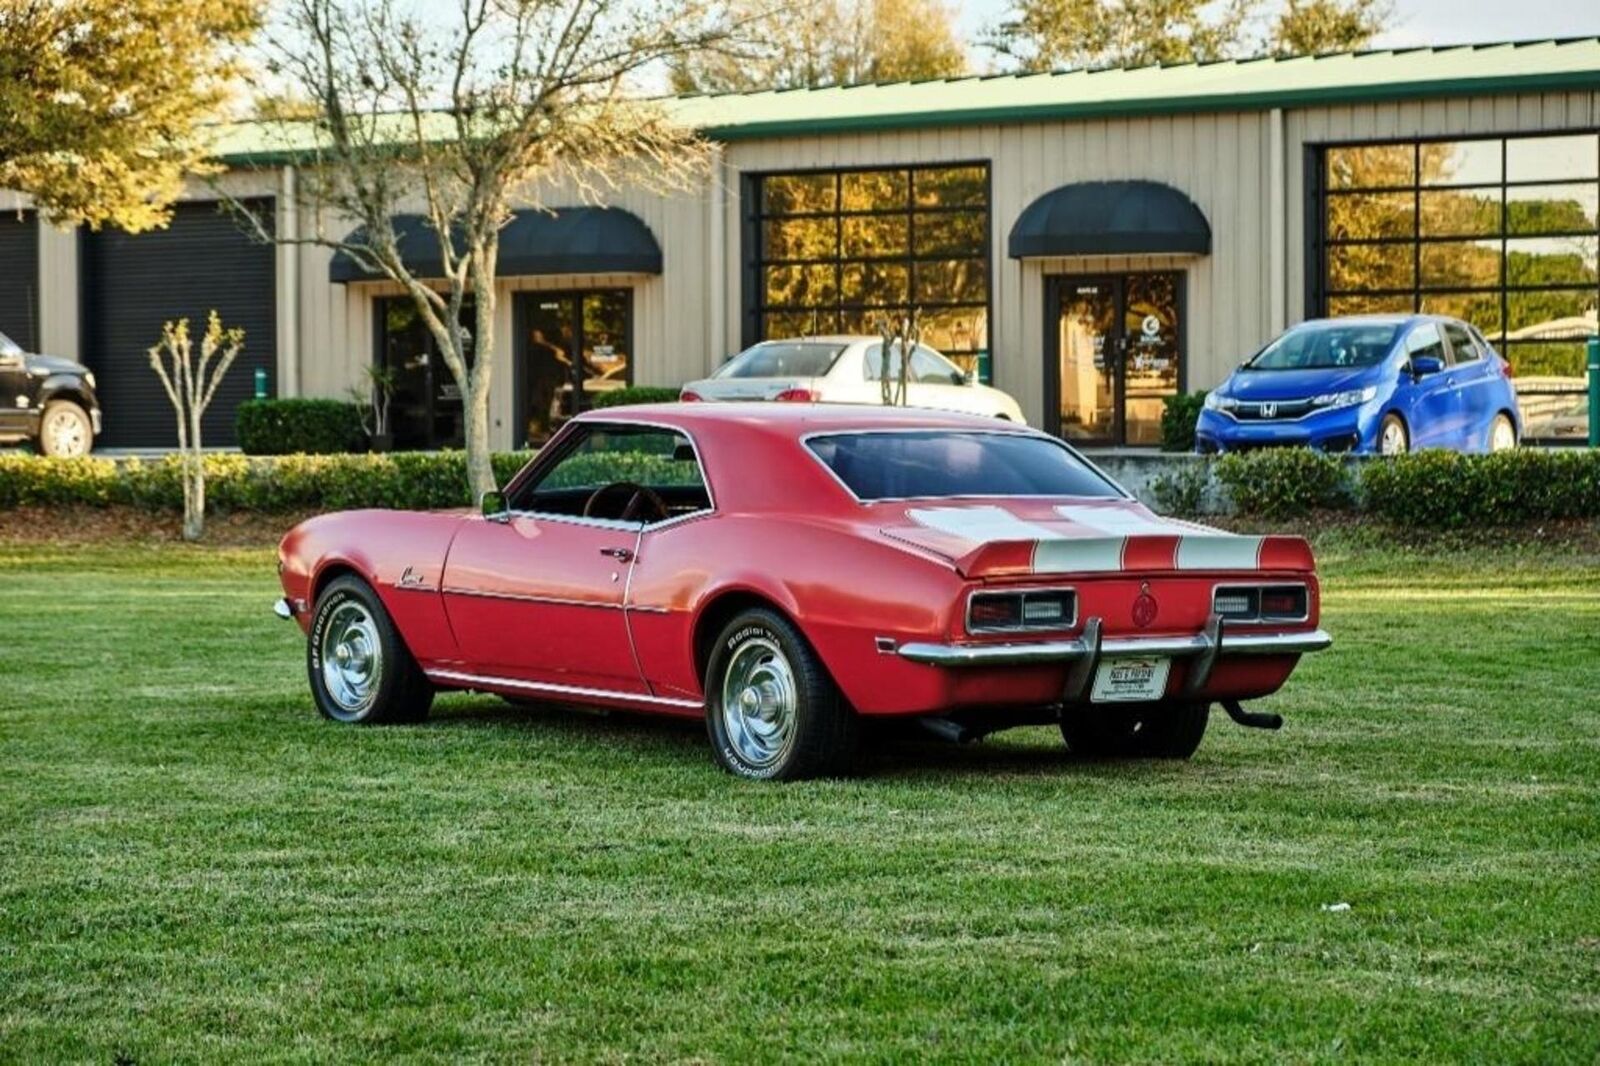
[[1, 535, 1597, 1063]]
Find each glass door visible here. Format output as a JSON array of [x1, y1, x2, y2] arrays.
[[1051, 273, 1182, 446], [517, 290, 632, 445], [1055, 280, 1119, 444], [378, 297, 474, 450]]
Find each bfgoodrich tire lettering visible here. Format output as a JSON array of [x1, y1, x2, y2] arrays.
[[307, 574, 433, 724], [705, 608, 858, 780]]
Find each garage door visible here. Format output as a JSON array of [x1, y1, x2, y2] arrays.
[[82, 200, 275, 448], [0, 211, 39, 352]]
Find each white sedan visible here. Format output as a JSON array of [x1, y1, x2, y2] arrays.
[[680, 336, 1026, 423]]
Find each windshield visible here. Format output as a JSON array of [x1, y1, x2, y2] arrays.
[[0, 331, 19, 356], [715, 342, 845, 379], [808, 431, 1120, 501], [1245, 322, 1399, 371]]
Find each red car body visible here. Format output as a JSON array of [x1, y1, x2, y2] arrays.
[[276, 404, 1329, 768]]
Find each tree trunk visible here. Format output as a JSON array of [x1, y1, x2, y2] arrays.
[[462, 268, 498, 500], [184, 397, 205, 542]]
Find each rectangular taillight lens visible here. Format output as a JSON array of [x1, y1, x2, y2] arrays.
[[968, 589, 1075, 633], [1213, 584, 1307, 622], [1259, 585, 1308, 621]]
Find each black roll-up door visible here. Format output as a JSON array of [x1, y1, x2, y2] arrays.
[[0, 211, 39, 352], [82, 200, 276, 447]]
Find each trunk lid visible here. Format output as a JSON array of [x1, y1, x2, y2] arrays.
[[681, 376, 818, 402]]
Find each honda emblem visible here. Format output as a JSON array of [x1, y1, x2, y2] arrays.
[[1260, 402, 1278, 419]]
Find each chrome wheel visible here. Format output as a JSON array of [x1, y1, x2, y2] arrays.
[[719, 636, 798, 770], [1379, 418, 1407, 456], [1489, 415, 1516, 452], [319, 600, 383, 717], [43, 408, 88, 457]]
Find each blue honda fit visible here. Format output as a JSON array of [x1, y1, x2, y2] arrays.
[[1195, 315, 1522, 456]]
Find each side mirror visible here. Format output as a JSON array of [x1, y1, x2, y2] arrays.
[[479, 489, 509, 523], [1407, 355, 1445, 380], [952, 370, 970, 386]]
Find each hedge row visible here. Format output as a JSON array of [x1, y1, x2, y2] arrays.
[[237, 399, 368, 455], [3, 446, 1598, 527], [0, 452, 532, 513], [591, 386, 681, 408]]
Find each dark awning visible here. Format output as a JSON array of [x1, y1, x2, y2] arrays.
[[329, 206, 663, 283], [1008, 181, 1211, 259]]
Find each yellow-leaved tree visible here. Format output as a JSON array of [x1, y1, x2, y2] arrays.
[[0, 0, 262, 233]]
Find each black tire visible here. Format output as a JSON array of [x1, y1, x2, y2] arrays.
[[704, 608, 858, 780], [37, 400, 92, 458], [1378, 412, 1409, 456], [307, 574, 433, 724], [1060, 702, 1209, 759]]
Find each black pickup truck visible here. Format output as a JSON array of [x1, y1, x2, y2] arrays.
[[0, 330, 101, 457]]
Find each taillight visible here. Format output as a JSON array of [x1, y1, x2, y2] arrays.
[[968, 589, 1076, 633], [680, 389, 704, 402], [774, 387, 817, 403], [1214, 584, 1308, 622], [1499, 355, 1513, 378]]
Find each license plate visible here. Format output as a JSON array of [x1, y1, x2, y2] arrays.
[[1090, 657, 1171, 703]]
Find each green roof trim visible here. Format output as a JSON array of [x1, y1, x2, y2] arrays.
[[214, 39, 1600, 164]]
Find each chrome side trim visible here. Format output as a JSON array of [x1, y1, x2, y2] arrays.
[[426, 669, 703, 710], [441, 587, 624, 610], [896, 626, 1332, 667]]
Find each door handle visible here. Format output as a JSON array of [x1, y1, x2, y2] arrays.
[[600, 547, 634, 562]]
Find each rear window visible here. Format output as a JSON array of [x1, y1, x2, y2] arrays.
[[715, 342, 844, 379], [807, 431, 1120, 501]]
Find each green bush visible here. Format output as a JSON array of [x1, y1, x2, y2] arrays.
[[1215, 448, 1355, 519], [1160, 391, 1208, 452], [236, 398, 368, 455], [1149, 459, 1212, 517], [591, 386, 681, 408], [1362, 448, 1600, 528], [0, 451, 539, 514]]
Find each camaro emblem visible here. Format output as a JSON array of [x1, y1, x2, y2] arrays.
[[1132, 582, 1158, 628], [1260, 402, 1278, 419]]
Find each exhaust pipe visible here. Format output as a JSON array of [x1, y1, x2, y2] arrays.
[[1220, 699, 1282, 730]]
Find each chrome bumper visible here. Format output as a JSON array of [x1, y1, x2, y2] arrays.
[[273, 597, 296, 621], [898, 627, 1331, 666]]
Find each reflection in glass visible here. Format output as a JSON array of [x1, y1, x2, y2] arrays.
[[1506, 289, 1598, 335], [1328, 243, 1414, 292], [1419, 240, 1500, 289], [1420, 292, 1502, 336], [1122, 273, 1179, 447], [842, 170, 908, 211], [914, 259, 987, 303], [764, 263, 838, 308], [1419, 188, 1499, 237], [1325, 191, 1414, 239], [1505, 236, 1598, 287], [913, 166, 987, 207], [1328, 293, 1413, 316], [763, 173, 836, 214], [915, 210, 987, 256], [839, 261, 909, 305], [1326, 144, 1414, 189], [1507, 184, 1600, 235], [1420, 140, 1502, 186], [1506, 133, 1600, 183], [763, 217, 837, 261], [841, 214, 909, 258], [1058, 282, 1116, 442]]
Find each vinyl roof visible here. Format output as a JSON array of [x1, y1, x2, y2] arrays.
[[214, 38, 1600, 163]]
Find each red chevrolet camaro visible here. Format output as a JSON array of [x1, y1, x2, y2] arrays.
[[275, 404, 1330, 779]]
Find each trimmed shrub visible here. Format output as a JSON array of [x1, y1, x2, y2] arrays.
[[1215, 448, 1354, 519], [1149, 459, 1212, 517], [591, 386, 681, 408], [1160, 391, 1208, 453], [1362, 447, 1600, 528], [236, 398, 368, 455], [0, 450, 539, 514]]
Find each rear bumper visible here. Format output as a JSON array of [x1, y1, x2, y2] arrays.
[[898, 626, 1331, 666]]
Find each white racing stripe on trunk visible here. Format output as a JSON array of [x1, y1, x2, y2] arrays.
[[906, 505, 1062, 544], [1033, 537, 1127, 573], [1175, 535, 1263, 570], [1056, 504, 1262, 571]]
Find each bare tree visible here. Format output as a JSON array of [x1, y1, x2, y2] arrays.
[[877, 309, 920, 407], [148, 312, 245, 541], [237, 0, 739, 498]]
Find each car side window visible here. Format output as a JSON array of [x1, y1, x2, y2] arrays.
[[1404, 323, 1448, 365], [1443, 322, 1480, 363], [862, 343, 897, 381], [511, 424, 710, 524], [911, 346, 962, 384]]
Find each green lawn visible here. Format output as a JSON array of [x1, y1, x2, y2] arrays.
[[2, 536, 1597, 1062]]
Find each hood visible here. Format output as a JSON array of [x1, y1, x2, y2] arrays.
[[1222, 364, 1380, 401], [879, 498, 1312, 578], [23, 352, 91, 377]]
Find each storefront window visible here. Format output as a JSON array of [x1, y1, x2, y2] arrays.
[[377, 298, 474, 450], [754, 164, 991, 377], [516, 290, 631, 445], [1319, 133, 1600, 440]]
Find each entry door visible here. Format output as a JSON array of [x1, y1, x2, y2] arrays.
[[441, 515, 645, 693], [377, 297, 473, 450], [1051, 273, 1182, 446], [517, 291, 632, 445]]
